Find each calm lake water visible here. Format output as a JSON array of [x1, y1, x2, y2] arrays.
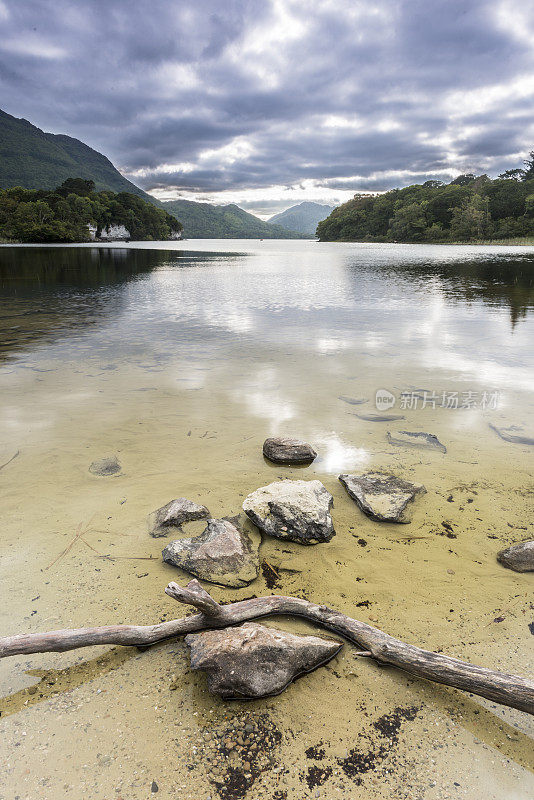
[[0, 240, 533, 800]]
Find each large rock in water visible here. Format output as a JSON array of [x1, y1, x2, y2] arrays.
[[185, 622, 342, 699], [149, 497, 210, 537], [263, 436, 317, 465], [243, 480, 335, 544], [497, 541, 534, 572], [162, 518, 259, 587], [339, 472, 426, 523]]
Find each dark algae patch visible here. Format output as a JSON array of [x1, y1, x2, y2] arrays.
[[338, 706, 420, 782], [305, 764, 333, 789], [305, 743, 326, 760]]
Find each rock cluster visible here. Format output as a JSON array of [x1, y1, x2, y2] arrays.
[[185, 622, 342, 698], [243, 479, 335, 544]]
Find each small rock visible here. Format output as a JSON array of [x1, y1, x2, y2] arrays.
[[263, 436, 317, 465], [489, 423, 534, 446], [339, 472, 426, 523], [497, 541, 534, 572], [149, 497, 210, 537], [353, 413, 405, 422], [185, 622, 342, 699], [387, 430, 447, 453], [89, 455, 121, 476], [162, 517, 259, 587], [338, 395, 367, 405], [243, 480, 335, 544]]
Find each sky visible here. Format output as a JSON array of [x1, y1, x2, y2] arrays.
[[0, 0, 533, 218]]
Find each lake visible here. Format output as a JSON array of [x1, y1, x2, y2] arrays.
[[0, 240, 533, 800]]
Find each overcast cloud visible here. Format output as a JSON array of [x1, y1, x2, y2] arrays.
[[0, 0, 533, 215]]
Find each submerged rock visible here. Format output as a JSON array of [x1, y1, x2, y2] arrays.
[[497, 541, 534, 572], [243, 480, 335, 544], [89, 455, 121, 476], [185, 622, 342, 699], [338, 395, 368, 405], [339, 472, 426, 523], [162, 517, 259, 587], [489, 423, 534, 446], [149, 497, 210, 537], [387, 430, 447, 454], [263, 436, 317, 465], [353, 413, 405, 422]]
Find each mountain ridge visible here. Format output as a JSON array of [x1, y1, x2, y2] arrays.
[[161, 198, 309, 239], [268, 201, 335, 235]]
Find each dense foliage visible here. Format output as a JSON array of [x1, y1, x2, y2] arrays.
[[162, 199, 308, 239], [317, 155, 534, 242], [0, 179, 183, 242]]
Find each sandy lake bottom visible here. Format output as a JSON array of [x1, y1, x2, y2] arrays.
[[0, 240, 533, 799]]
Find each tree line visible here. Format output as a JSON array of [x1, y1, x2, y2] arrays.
[[0, 178, 182, 243], [317, 152, 534, 242]]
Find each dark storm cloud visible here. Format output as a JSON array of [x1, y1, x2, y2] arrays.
[[0, 0, 532, 198]]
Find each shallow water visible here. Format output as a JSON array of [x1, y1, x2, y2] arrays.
[[0, 240, 533, 800]]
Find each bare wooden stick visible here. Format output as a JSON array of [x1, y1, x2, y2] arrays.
[[0, 581, 532, 715], [0, 450, 19, 472]]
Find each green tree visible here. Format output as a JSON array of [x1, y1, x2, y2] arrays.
[[523, 151, 534, 181], [449, 195, 492, 240], [388, 202, 427, 241]]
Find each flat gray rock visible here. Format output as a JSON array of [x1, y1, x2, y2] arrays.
[[263, 436, 317, 465], [339, 472, 426, 523], [489, 423, 534, 446], [387, 430, 447, 454], [89, 455, 121, 476], [162, 517, 259, 587], [185, 622, 342, 699], [149, 497, 210, 537], [243, 479, 335, 544], [497, 541, 534, 572]]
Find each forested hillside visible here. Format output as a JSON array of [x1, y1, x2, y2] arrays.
[[0, 179, 182, 243], [0, 109, 153, 200], [317, 156, 534, 243]]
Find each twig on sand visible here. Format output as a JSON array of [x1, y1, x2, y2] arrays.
[[0, 450, 19, 472], [45, 516, 96, 570]]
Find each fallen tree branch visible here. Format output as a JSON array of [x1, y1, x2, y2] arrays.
[[0, 580, 532, 715]]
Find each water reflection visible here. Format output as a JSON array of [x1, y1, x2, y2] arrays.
[[359, 255, 534, 327]]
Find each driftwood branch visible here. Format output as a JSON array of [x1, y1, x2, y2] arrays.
[[0, 581, 532, 716]]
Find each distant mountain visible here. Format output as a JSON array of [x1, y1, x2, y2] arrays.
[[0, 108, 152, 200], [161, 199, 308, 239], [268, 201, 335, 235]]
